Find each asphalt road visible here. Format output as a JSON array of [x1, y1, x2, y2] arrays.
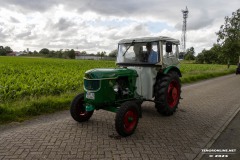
[[0, 74, 239, 160]]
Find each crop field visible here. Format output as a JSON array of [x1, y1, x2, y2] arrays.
[[0, 56, 236, 123], [0, 57, 115, 103]]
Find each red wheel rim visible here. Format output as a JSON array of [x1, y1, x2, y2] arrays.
[[79, 109, 87, 116], [167, 80, 180, 108], [123, 109, 138, 133], [78, 99, 89, 117]]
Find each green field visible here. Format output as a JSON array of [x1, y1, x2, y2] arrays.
[[0, 57, 114, 103], [0, 57, 236, 123], [180, 62, 236, 83]]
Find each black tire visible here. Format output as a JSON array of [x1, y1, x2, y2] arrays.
[[115, 101, 140, 137], [70, 93, 94, 122], [154, 71, 181, 116]]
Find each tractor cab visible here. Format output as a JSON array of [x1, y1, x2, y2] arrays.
[[117, 36, 180, 68], [116, 36, 181, 99]]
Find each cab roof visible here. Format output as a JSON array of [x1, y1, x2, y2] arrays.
[[118, 36, 180, 45]]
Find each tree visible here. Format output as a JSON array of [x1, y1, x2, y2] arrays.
[[196, 48, 219, 64], [203, 50, 216, 64], [4, 46, 13, 53], [49, 50, 56, 57], [81, 51, 87, 55], [109, 49, 118, 57], [216, 8, 240, 64], [196, 43, 228, 64], [33, 50, 38, 54], [0, 46, 7, 56], [56, 50, 63, 58], [68, 49, 75, 59], [184, 47, 195, 60], [39, 48, 50, 55], [100, 51, 106, 59], [0, 49, 6, 56], [186, 47, 195, 55], [195, 52, 205, 64], [210, 44, 225, 64]]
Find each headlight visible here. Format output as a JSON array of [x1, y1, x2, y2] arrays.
[[113, 85, 118, 92], [84, 79, 100, 91]]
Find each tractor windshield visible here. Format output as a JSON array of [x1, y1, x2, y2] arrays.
[[117, 42, 159, 65]]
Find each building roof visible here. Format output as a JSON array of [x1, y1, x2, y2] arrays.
[[118, 36, 180, 45]]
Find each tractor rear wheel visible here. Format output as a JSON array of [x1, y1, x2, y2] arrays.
[[115, 101, 140, 137], [70, 93, 94, 122], [154, 71, 181, 116]]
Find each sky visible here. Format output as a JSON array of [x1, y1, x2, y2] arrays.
[[0, 0, 239, 54]]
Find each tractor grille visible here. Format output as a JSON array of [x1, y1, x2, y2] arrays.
[[84, 79, 100, 91]]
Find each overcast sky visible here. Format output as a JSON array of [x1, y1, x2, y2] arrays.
[[0, 0, 239, 54]]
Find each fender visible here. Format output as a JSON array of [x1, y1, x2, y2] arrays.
[[163, 66, 182, 77]]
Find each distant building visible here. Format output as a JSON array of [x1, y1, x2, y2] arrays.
[[75, 51, 81, 56], [16, 51, 24, 56], [7, 51, 25, 56], [76, 55, 101, 60], [9, 51, 24, 56], [7, 52, 16, 56]]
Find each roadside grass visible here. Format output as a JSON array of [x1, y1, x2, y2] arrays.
[[0, 91, 78, 124], [0, 57, 237, 124], [181, 68, 236, 83], [180, 62, 236, 83]]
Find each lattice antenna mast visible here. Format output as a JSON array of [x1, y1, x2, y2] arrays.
[[181, 6, 189, 53]]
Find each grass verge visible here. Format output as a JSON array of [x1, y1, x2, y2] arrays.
[[181, 68, 236, 83], [0, 91, 77, 124]]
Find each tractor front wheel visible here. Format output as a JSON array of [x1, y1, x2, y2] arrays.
[[115, 101, 140, 137], [70, 93, 94, 122], [155, 71, 181, 116]]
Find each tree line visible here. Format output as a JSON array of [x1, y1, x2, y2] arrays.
[[36, 49, 118, 59], [0, 46, 13, 56], [0, 46, 118, 59]]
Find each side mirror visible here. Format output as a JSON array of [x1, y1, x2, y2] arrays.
[[166, 42, 172, 53]]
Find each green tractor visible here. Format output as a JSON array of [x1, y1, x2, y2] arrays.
[[70, 36, 182, 137]]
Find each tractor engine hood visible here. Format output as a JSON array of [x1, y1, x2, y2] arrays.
[[85, 68, 138, 79]]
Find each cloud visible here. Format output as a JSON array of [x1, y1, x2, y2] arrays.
[[0, 0, 58, 12], [53, 18, 75, 31], [10, 17, 20, 23], [0, 0, 239, 54], [0, 22, 11, 42], [175, 8, 216, 31], [15, 31, 31, 39], [0, 29, 7, 41], [187, 9, 215, 30]]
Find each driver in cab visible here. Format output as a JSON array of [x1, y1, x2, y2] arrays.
[[146, 42, 158, 64]]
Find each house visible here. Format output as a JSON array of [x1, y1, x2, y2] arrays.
[[76, 54, 115, 61], [7, 52, 16, 56], [75, 51, 81, 56], [76, 54, 101, 60]]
